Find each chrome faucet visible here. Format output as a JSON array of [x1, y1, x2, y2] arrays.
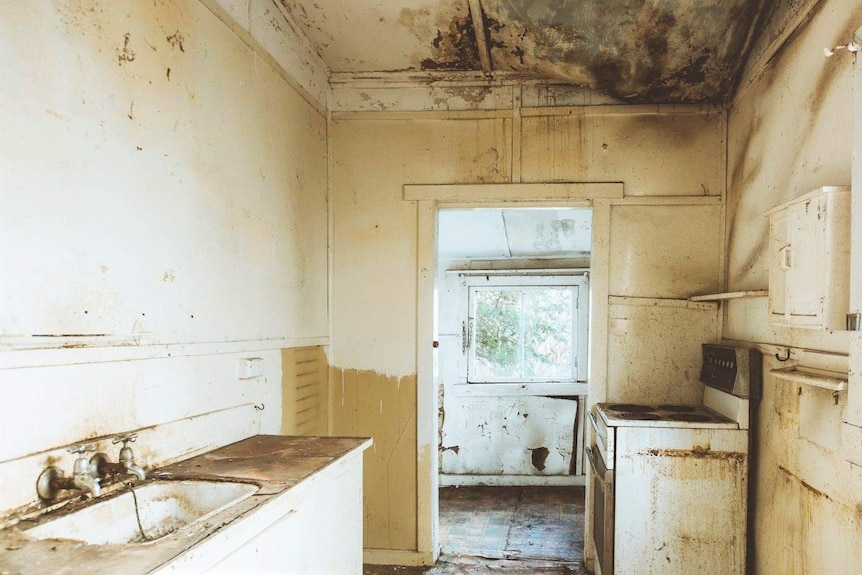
[[36, 444, 102, 500], [93, 433, 146, 481]]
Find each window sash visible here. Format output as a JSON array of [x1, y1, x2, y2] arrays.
[[467, 284, 579, 384]]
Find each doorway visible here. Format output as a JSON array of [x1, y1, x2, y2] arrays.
[[433, 206, 592, 569]]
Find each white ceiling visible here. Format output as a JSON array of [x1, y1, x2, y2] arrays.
[[438, 208, 592, 261]]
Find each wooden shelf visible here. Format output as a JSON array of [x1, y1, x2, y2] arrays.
[[689, 290, 768, 302], [770, 366, 848, 391]]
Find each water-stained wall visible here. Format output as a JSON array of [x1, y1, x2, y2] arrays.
[[725, 0, 862, 571], [330, 105, 725, 556], [0, 0, 328, 517]]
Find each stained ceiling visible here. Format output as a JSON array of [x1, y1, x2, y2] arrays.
[[278, 0, 769, 103]]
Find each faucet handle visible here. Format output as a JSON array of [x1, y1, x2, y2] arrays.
[[112, 433, 138, 446], [68, 444, 96, 456]]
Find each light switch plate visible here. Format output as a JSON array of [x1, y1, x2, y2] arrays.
[[238, 357, 264, 380]]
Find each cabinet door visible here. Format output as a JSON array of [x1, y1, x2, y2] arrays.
[[205, 463, 364, 575], [787, 198, 825, 322], [768, 209, 789, 320]]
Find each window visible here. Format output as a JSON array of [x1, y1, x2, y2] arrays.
[[462, 274, 588, 384]]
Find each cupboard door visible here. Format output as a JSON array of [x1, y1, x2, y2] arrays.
[[786, 199, 825, 322], [766, 187, 850, 330], [204, 463, 364, 575]]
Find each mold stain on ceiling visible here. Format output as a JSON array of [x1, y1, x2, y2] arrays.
[[418, 7, 480, 71], [279, 0, 771, 104]]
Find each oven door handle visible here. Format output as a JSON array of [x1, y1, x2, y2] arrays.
[[586, 445, 612, 485], [588, 410, 600, 437]]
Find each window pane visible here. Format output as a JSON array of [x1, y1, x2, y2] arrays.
[[474, 290, 522, 379], [524, 288, 573, 379]]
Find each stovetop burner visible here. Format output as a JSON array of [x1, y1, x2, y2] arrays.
[[595, 402, 737, 429]]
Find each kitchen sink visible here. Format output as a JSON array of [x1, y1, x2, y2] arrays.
[[25, 480, 258, 545]]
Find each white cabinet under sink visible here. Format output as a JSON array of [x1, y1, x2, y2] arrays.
[[766, 186, 851, 330], [205, 462, 363, 575]]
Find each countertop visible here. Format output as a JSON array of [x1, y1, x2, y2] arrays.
[[0, 435, 372, 575]]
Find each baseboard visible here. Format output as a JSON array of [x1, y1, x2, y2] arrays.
[[363, 549, 435, 566], [439, 474, 586, 487]]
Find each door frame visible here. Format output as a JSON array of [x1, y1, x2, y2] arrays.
[[410, 182, 620, 564]]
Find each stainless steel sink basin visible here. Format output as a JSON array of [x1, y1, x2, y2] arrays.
[[26, 480, 258, 545]]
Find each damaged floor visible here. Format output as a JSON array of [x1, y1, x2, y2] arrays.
[[364, 486, 585, 575]]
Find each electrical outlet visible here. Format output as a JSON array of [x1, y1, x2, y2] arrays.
[[238, 357, 264, 380]]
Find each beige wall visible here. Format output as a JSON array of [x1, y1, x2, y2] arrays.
[[281, 346, 329, 436], [725, 0, 862, 572], [0, 1, 328, 516], [330, 106, 726, 555]]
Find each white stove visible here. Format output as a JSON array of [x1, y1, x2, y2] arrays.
[[587, 344, 761, 575]]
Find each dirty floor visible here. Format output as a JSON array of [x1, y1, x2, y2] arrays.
[[364, 486, 585, 575]]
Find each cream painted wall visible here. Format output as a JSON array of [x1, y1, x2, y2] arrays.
[[1, 0, 328, 344], [0, 0, 328, 517], [330, 106, 726, 555], [725, 0, 862, 571]]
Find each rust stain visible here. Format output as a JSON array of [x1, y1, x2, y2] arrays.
[[438, 383, 445, 448], [778, 465, 833, 502], [645, 448, 746, 462], [44, 456, 61, 467]]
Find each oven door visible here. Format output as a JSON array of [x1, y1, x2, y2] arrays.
[[587, 445, 614, 575]]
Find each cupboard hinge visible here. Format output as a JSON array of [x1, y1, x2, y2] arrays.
[[848, 313, 862, 331]]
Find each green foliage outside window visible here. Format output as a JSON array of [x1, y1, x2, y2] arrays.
[[472, 287, 574, 381]]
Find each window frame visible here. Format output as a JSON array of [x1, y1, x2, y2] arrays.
[[459, 273, 589, 385]]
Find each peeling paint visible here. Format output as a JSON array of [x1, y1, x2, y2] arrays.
[[329, 367, 417, 550], [419, 9, 480, 71], [530, 446, 550, 471]]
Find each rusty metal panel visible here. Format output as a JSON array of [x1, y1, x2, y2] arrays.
[[614, 427, 748, 575]]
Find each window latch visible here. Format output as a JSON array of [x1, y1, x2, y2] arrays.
[[462, 320, 472, 354]]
